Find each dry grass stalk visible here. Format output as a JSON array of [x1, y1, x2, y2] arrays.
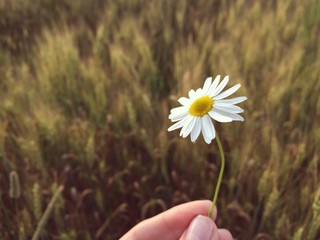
[[31, 185, 64, 240]]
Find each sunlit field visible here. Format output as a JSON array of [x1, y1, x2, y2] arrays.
[[0, 0, 319, 239]]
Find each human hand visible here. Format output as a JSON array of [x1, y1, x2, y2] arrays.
[[120, 200, 233, 240]]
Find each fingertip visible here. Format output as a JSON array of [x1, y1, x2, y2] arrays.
[[218, 229, 233, 240], [185, 215, 217, 240], [179, 229, 187, 240]]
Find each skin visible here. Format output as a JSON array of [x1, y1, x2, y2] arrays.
[[120, 200, 233, 240]]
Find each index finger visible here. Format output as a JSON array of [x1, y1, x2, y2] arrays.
[[120, 200, 217, 240]]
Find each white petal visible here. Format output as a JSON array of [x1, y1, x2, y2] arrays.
[[210, 122, 216, 140], [178, 97, 191, 106], [202, 77, 212, 94], [190, 118, 201, 142], [214, 103, 244, 113], [188, 89, 196, 99], [217, 106, 243, 114], [201, 115, 215, 140], [208, 110, 233, 122], [216, 96, 247, 105], [210, 75, 229, 97], [169, 111, 189, 122], [201, 126, 211, 144], [195, 88, 204, 97], [179, 116, 194, 136], [199, 117, 214, 144], [214, 84, 241, 100], [212, 108, 244, 121], [170, 106, 188, 114], [201, 118, 212, 144], [168, 115, 191, 132], [182, 117, 197, 138], [207, 75, 220, 96]]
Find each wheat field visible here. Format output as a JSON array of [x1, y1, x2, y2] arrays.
[[0, 0, 319, 239]]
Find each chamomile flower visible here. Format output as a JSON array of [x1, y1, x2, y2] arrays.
[[168, 75, 247, 144]]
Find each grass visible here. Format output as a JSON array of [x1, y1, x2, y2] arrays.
[[0, 0, 319, 239]]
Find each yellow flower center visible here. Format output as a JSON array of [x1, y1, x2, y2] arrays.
[[188, 96, 214, 117]]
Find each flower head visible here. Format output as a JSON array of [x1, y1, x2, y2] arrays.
[[168, 75, 247, 144]]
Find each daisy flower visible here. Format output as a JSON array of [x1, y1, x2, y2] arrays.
[[168, 75, 247, 144]]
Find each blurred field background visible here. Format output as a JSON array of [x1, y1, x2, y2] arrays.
[[0, 0, 319, 239]]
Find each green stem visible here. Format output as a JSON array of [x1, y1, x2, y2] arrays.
[[208, 131, 225, 218]]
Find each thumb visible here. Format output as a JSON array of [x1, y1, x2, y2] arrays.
[[184, 215, 219, 240]]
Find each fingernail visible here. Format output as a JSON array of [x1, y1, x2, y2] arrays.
[[185, 215, 215, 240]]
